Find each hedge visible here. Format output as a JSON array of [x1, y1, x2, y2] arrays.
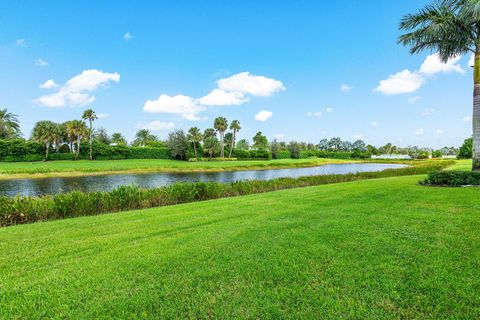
[[233, 149, 272, 160], [421, 170, 480, 187], [299, 150, 353, 159], [275, 150, 292, 159], [0, 161, 452, 227]]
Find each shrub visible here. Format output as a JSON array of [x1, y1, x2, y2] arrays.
[[299, 150, 353, 159], [232, 149, 271, 160], [421, 170, 480, 187], [275, 150, 292, 159], [0, 161, 452, 227], [458, 138, 473, 159]]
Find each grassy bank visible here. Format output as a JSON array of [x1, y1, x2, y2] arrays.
[[1, 175, 479, 318], [0, 161, 450, 227], [0, 158, 355, 180]]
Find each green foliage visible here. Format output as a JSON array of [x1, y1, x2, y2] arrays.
[[275, 150, 292, 159], [167, 130, 188, 160], [421, 170, 480, 187], [299, 150, 353, 159], [252, 132, 268, 150], [233, 149, 272, 160], [458, 138, 473, 159], [0, 108, 21, 139], [0, 161, 452, 227], [188, 157, 238, 162]]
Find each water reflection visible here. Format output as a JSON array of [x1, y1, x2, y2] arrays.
[[0, 163, 407, 197]]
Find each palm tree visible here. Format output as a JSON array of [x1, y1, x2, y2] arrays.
[[399, 0, 480, 170], [111, 132, 127, 146], [65, 121, 76, 153], [228, 120, 241, 158], [0, 108, 21, 139], [70, 120, 87, 160], [82, 109, 97, 160], [214, 117, 228, 158], [32, 121, 57, 161], [187, 127, 203, 158], [134, 129, 157, 147]]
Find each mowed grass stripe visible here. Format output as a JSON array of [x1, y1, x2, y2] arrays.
[[0, 175, 479, 318]]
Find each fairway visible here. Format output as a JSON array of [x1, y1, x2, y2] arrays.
[[1, 175, 479, 318], [0, 158, 353, 179]]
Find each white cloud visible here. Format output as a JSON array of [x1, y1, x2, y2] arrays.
[[374, 70, 425, 95], [39, 79, 58, 89], [370, 121, 378, 127], [37, 69, 120, 107], [326, 107, 334, 113], [421, 107, 436, 116], [16, 39, 26, 47], [198, 89, 248, 106], [414, 128, 424, 136], [124, 32, 132, 40], [141, 120, 175, 131], [463, 115, 472, 122], [254, 110, 273, 122], [408, 96, 421, 104], [143, 94, 206, 121], [469, 54, 475, 68], [217, 72, 285, 97], [340, 84, 353, 92], [307, 111, 322, 118], [436, 129, 444, 135], [35, 58, 48, 66], [97, 113, 110, 119], [419, 53, 464, 76], [274, 133, 285, 140], [353, 134, 364, 140]]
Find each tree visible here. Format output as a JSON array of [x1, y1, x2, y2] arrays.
[[32, 121, 57, 161], [0, 108, 21, 139], [167, 130, 188, 160], [203, 128, 218, 158], [187, 127, 203, 158], [352, 139, 367, 152], [64, 121, 76, 153], [399, 0, 480, 170], [133, 129, 157, 147], [94, 127, 111, 145], [70, 120, 87, 159], [82, 109, 97, 160], [111, 132, 127, 146], [214, 117, 228, 157], [52, 123, 65, 153], [327, 137, 342, 151], [458, 137, 473, 159], [252, 132, 268, 150], [236, 139, 250, 151], [229, 120, 241, 158], [317, 138, 329, 151]]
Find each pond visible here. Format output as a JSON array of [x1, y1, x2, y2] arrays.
[[0, 163, 407, 197]]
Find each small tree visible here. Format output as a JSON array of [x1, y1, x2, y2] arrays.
[[236, 139, 250, 151], [187, 127, 203, 158], [94, 127, 111, 145], [458, 138, 473, 159], [32, 120, 57, 161], [82, 109, 97, 160], [111, 132, 127, 146], [214, 117, 228, 158], [229, 120, 241, 158], [167, 130, 188, 160], [252, 132, 268, 150]]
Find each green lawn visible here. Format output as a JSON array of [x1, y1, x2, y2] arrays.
[[0, 158, 353, 179], [1, 175, 479, 318], [446, 159, 472, 171]]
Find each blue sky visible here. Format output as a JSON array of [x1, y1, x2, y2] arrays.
[[0, 0, 473, 148]]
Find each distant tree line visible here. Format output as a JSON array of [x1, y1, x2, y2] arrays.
[[0, 107, 463, 162]]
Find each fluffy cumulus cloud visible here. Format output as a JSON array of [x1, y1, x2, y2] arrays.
[[144, 72, 284, 120], [37, 69, 120, 107], [419, 53, 464, 75], [198, 89, 248, 106], [39, 79, 58, 89], [254, 110, 273, 122], [141, 120, 175, 131], [35, 58, 48, 67], [143, 94, 206, 121], [375, 54, 466, 95], [217, 72, 285, 97], [340, 84, 353, 92], [374, 70, 425, 95], [307, 111, 322, 118], [414, 128, 424, 136]]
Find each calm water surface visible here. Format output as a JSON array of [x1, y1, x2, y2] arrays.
[[0, 163, 407, 197]]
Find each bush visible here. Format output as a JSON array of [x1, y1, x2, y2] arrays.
[[233, 149, 272, 160], [421, 170, 480, 187], [275, 150, 292, 159], [458, 138, 473, 159], [299, 150, 353, 159], [0, 161, 452, 227]]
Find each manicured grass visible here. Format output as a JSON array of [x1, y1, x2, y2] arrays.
[[0, 158, 353, 179], [1, 175, 479, 318], [446, 159, 472, 171]]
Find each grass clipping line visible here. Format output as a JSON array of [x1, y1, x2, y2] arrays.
[[0, 161, 452, 227]]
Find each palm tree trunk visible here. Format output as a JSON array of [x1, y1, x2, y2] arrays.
[[89, 119, 93, 160], [193, 142, 197, 158], [229, 130, 236, 158], [45, 142, 49, 161], [220, 132, 225, 158], [76, 137, 80, 160], [473, 51, 480, 171]]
